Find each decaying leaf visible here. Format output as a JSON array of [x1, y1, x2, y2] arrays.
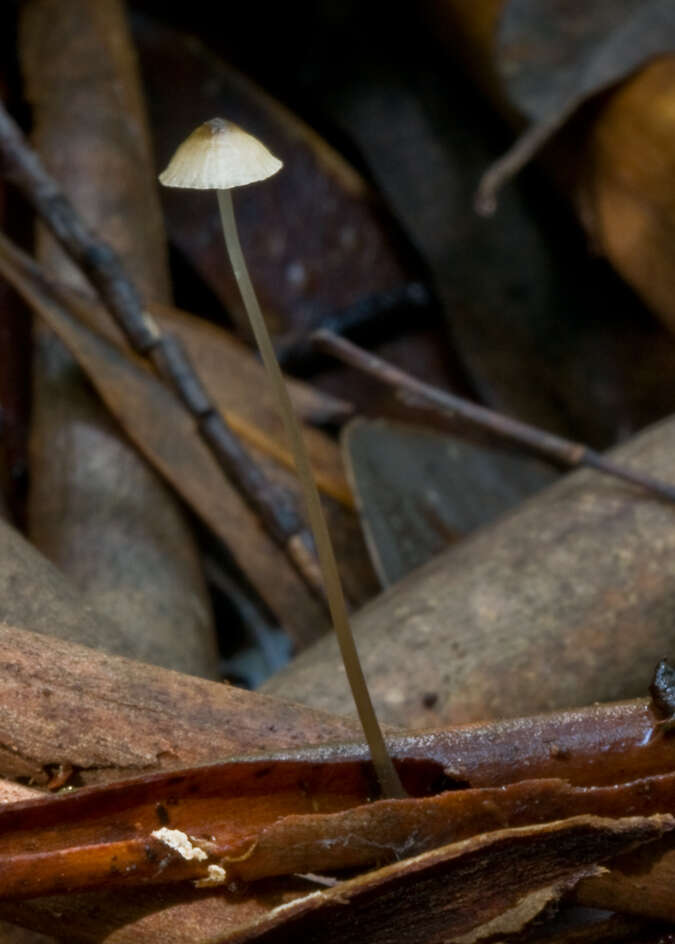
[[467, 905, 669, 944], [266, 414, 675, 727], [107, 300, 352, 509], [344, 418, 555, 584], [0, 234, 331, 646], [3, 753, 675, 899], [199, 816, 673, 944], [499, 0, 675, 123], [0, 230, 380, 613], [19, 0, 218, 677], [477, 0, 675, 210], [575, 832, 675, 922], [429, 1, 675, 338], [0, 621, 359, 786], [0, 619, 673, 939], [1, 641, 675, 898], [0, 516, 153, 679], [302, 13, 675, 449], [0, 235, 352, 503]]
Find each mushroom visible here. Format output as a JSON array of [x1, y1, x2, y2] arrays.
[[160, 119, 404, 798]]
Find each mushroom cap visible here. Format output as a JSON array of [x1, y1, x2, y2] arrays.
[[159, 118, 282, 190]]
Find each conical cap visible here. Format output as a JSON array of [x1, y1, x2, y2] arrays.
[[159, 118, 282, 190]]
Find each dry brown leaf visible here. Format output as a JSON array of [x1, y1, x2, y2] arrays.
[[19, 0, 217, 676], [3, 760, 675, 900], [217, 816, 673, 944], [0, 234, 330, 646], [430, 0, 675, 337], [0, 625, 673, 940], [266, 414, 675, 725], [478, 0, 675, 210]]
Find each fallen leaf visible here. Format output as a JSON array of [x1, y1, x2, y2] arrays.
[[576, 831, 675, 922], [0, 621, 359, 786], [300, 15, 675, 450], [343, 418, 555, 584], [0, 233, 330, 647], [477, 0, 675, 209], [219, 816, 673, 944], [0, 624, 673, 940], [20, 0, 217, 677], [0, 516, 151, 683], [265, 414, 675, 726], [4, 759, 675, 899]]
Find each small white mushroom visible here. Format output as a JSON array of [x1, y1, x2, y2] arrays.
[[160, 120, 404, 800], [158, 118, 281, 190]]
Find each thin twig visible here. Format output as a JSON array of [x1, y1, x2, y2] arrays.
[[0, 102, 324, 598], [474, 103, 577, 216], [312, 330, 675, 505]]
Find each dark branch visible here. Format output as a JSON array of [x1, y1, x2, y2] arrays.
[[312, 330, 675, 506], [0, 101, 323, 599]]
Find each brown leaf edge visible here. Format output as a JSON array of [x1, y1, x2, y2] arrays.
[[475, 0, 675, 213]]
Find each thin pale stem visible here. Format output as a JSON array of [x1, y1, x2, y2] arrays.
[[217, 189, 404, 799]]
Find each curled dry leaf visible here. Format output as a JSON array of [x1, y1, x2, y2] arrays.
[[9, 815, 659, 944], [218, 816, 673, 944], [0, 662, 675, 902], [266, 413, 675, 726], [478, 0, 675, 210], [3, 755, 675, 900], [0, 621, 673, 941]]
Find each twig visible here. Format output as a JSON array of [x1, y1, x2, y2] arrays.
[[312, 330, 675, 505], [277, 282, 433, 371], [0, 101, 324, 598], [474, 104, 577, 216]]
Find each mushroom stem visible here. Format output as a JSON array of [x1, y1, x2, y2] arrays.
[[217, 189, 404, 799]]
